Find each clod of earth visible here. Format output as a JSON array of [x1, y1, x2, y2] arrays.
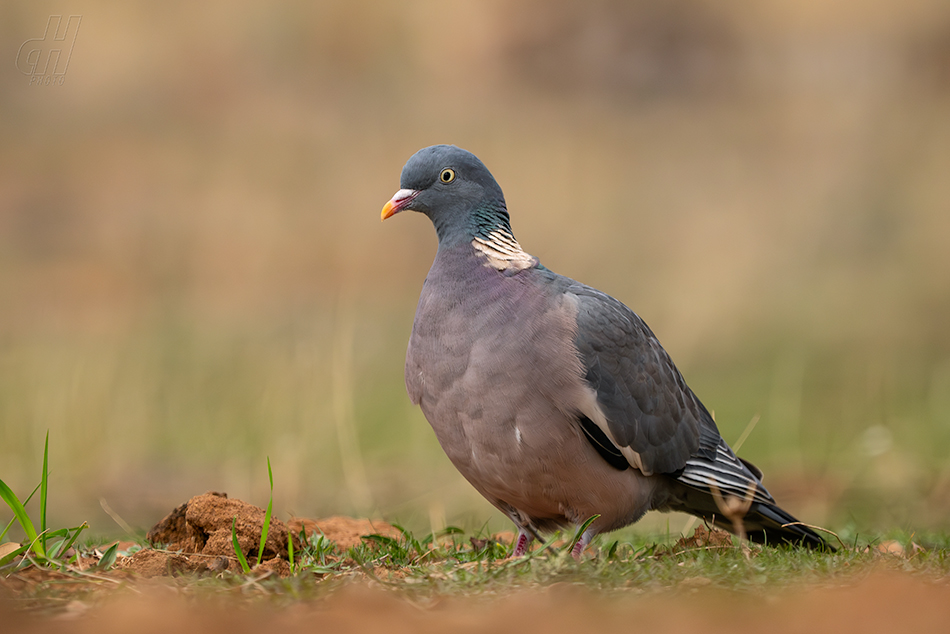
[[672, 525, 734, 551], [146, 491, 298, 560], [119, 492, 402, 578], [122, 491, 299, 577]]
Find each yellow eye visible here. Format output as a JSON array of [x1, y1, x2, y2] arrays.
[[439, 168, 455, 183]]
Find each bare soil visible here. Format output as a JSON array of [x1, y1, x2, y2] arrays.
[[286, 515, 402, 550], [4, 493, 949, 632], [3, 570, 949, 634]]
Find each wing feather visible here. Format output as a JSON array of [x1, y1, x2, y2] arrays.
[[570, 283, 704, 474], [565, 279, 773, 503]]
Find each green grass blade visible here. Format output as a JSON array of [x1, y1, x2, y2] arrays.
[[0, 482, 41, 543], [55, 522, 88, 559], [0, 478, 45, 559], [567, 514, 601, 554], [232, 516, 250, 573], [287, 526, 295, 575], [393, 523, 423, 555], [1, 522, 16, 543], [362, 534, 399, 548], [94, 542, 119, 570], [257, 457, 274, 565], [46, 537, 67, 559], [309, 530, 332, 566], [40, 431, 49, 554]]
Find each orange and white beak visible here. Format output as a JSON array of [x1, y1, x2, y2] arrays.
[[381, 188, 420, 221]]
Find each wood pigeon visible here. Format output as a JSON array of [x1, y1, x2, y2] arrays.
[[381, 144, 831, 556]]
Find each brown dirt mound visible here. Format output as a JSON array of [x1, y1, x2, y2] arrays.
[[145, 491, 298, 560], [119, 492, 402, 578], [120, 491, 300, 577]]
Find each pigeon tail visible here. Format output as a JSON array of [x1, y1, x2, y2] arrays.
[[741, 501, 831, 550], [664, 483, 834, 550]]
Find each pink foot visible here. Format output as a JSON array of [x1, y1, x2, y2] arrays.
[[513, 530, 532, 557], [571, 530, 592, 560]]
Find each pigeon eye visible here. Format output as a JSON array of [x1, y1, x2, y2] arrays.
[[439, 168, 456, 183]]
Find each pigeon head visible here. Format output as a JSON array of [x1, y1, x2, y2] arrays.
[[381, 145, 512, 248]]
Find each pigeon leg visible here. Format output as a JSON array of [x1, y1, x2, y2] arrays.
[[512, 530, 533, 557], [571, 529, 593, 560]]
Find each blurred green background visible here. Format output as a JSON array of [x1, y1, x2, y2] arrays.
[[2, 0, 949, 541]]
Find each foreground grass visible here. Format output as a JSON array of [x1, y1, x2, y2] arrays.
[[284, 528, 949, 597], [5, 440, 947, 614], [4, 524, 949, 615]]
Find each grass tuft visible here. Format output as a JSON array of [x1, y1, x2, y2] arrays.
[[0, 433, 92, 568], [257, 457, 274, 566], [0, 478, 44, 561]]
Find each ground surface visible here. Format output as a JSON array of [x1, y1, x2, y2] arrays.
[[3, 493, 950, 632], [4, 572, 950, 634]]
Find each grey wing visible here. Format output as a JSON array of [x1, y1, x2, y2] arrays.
[[569, 283, 773, 503], [571, 283, 705, 475]]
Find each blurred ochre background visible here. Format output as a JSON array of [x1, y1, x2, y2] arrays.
[[2, 0, 950, 539]]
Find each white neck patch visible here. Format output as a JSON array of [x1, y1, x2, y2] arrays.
[[472, 229, 537, 272]]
